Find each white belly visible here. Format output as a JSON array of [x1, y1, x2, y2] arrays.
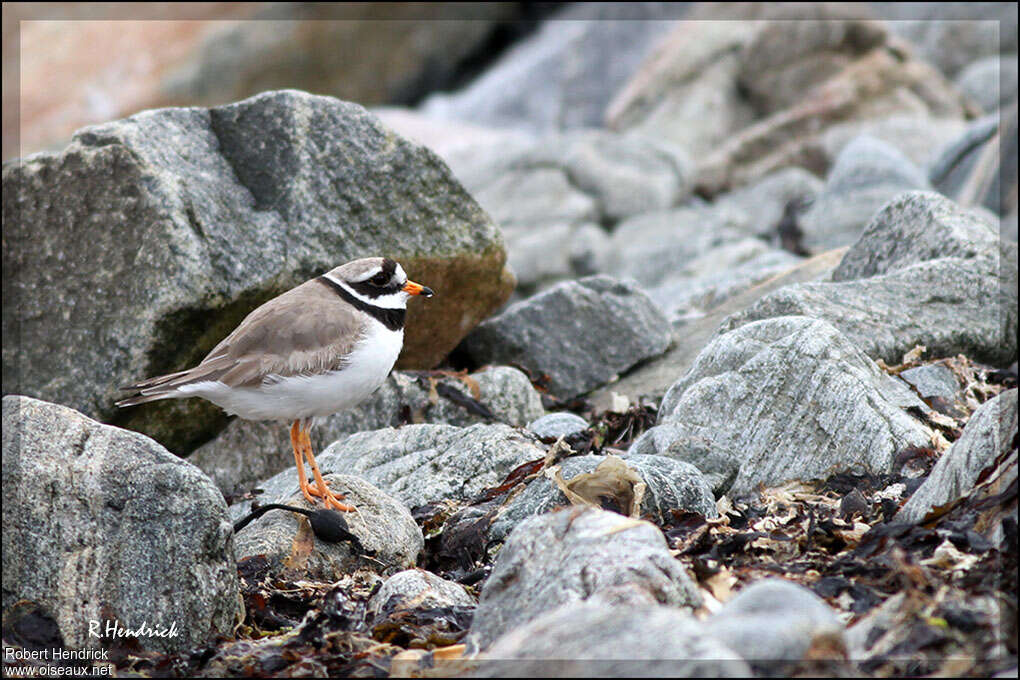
[[180, 322, 403, 422]]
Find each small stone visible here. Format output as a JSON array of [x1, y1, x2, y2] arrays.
[[527, 413, 590, 440], [703, 578, 846, 674], [366, 569, 475, 620], [232, 473, 423, 580], [898, 363, 961, 401], [487, 454, 717, 542]]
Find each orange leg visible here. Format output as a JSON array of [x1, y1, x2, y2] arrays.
[[290, 421, 317, 506], [299, 424, 355, 512]]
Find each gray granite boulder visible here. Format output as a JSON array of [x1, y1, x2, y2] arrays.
[[898, 389, 1018, 524], [634, 316, 932, 498], [725, 192, 1018, 367], [487, 454, 718, 542], [800, 135, 930, 251], [2, 89, 514, 455], [703, 578, 846, 673], [467, 508, 702, 652], [232, 473, 422, 580], [234, 423, 544, 513], [1, 395, 241, 653], [190, 366, 544, 498], [475, 601, 751, 677], [832, 191, 1002, 281], [462, 276, 672, 400]]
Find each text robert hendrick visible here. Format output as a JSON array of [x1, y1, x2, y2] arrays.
[[5, 648, 109, 662]]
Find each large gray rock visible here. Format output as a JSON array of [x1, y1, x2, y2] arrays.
[[725, 192, 1018, 367], [2, 89, 514, 455], [487, 453, 718, 542], [475, 601, 751, 677], [190, 366, 544, 498], [232, 473, 423, 581], [634, 316, 932, 498], [1, 396, 241, 652], [234, 423, 544, 513], [800, 135, 931, 251], [467, 508, 702, 652], [702, 578, 846, 672], [462, 276, 672, 400], [832, 191, 1002, 281], [421, 3, 679, 132], [897, 389, 1018, 524]]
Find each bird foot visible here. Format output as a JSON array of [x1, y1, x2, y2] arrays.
[[308, 481, 354, 512]]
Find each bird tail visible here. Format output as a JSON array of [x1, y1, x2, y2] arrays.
[[116, 365, 219, 408]]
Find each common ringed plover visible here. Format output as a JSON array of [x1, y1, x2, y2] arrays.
[[117, 257, 433, 512]]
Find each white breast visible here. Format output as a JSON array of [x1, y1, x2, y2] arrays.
[[180, 320, 404, 422]]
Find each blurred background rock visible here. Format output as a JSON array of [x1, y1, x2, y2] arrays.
[[3, 2, 559, 160]]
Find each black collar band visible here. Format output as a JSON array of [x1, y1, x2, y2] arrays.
[[317, 276, 406, 332]]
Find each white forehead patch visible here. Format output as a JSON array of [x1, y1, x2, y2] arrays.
[[395, 263, 407, 283]]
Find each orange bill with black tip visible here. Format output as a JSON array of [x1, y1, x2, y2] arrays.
[[402, 280, 434, 297]]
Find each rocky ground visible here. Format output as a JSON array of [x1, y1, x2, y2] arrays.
[[3, 3, 1018, 678]]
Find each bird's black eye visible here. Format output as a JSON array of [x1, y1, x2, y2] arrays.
[[370, 272, 390, 286]]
